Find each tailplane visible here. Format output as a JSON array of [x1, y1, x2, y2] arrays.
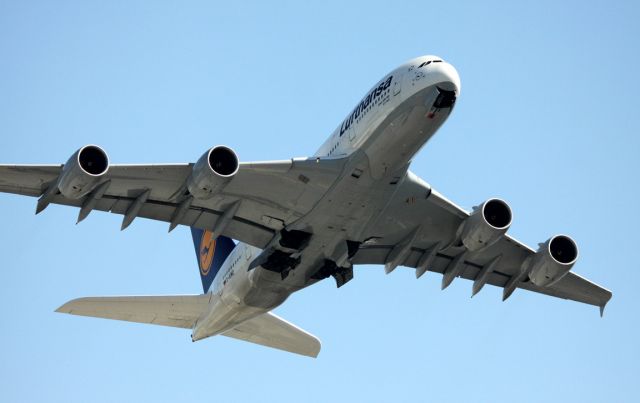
[[56, 296, 321, 357], [223, 312, 321, 357], [190, 228, 235, 293]]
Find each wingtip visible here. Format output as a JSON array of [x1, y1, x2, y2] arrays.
[[309, 339, 322, 358], [599, 290, 613, 317], [55, 304, 70, 314], [291, 338, 321, 358], [55, 297, 83, 314]]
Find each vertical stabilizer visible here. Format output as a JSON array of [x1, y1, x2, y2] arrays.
[[190, 228, 235, 293]]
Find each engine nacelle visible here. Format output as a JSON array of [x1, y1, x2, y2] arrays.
[[528, 235, 578, 287], [187, 146, 239, 199], [460, 198, 512, 251], [57, 145, 109, 199]]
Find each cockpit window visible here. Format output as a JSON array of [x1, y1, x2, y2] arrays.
[[418, 59, 442, 68]]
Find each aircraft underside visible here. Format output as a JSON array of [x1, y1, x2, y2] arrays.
[[0, 55, 611, 357]]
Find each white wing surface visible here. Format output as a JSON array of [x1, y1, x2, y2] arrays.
[[0, 157, 346, 249], [353, 171, 612, 312]]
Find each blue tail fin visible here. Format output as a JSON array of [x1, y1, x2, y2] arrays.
[[190, 228, 236, 293]]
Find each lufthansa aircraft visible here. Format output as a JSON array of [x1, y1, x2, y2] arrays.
[[0, 56, 611, 357]]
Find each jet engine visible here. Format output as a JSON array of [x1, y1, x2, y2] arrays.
[[57, 145, 109, 199], [528, 235, 578, 287], [459, 198, 512, 251], [188, 146, 239, 199]]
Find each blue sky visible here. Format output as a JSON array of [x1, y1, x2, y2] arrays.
[[0, 1, 638, 402]]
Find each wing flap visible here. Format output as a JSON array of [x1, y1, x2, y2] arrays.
[[56, 295, 211, 329], [223, 312, 321, 358]]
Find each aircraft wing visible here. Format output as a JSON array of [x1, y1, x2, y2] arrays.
[[0, 157, 346, 249], [353, 171, 612, 313]]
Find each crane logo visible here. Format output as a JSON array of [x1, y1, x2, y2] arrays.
[[199, 230, 217, 276]]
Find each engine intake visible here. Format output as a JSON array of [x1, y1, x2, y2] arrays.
[[528, 235, 578, 287], [460, 198, 512, 251], [188, 146, 239, 199], [57, 145, 109, 199]]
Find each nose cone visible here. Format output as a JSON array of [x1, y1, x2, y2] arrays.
[[437, 61, 461, 95], [407, 55, 461, 95]]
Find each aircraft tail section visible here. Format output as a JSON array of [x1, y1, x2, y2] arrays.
[[223, 312, 321, 358], [56, 295, 210, 329], [190, 228, 235, 293], [56, 296, 321, 357]]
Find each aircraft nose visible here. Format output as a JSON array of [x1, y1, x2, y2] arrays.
[[434, 60, 461, 95]]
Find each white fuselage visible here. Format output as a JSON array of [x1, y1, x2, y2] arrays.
[[192, 56, 461, 341]]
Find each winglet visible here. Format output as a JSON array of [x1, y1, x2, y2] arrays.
[[599, 289, 613, 317]]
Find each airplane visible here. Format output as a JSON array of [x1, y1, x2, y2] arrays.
[[0, 55, 611, 357]]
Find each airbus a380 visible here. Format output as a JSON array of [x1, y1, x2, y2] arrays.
[[0, 56, 611, 357]]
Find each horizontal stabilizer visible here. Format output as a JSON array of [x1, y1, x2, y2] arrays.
[[223, 312, 321, 358], [56, 295, 211, 329], [56, 295, 321, 357]]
